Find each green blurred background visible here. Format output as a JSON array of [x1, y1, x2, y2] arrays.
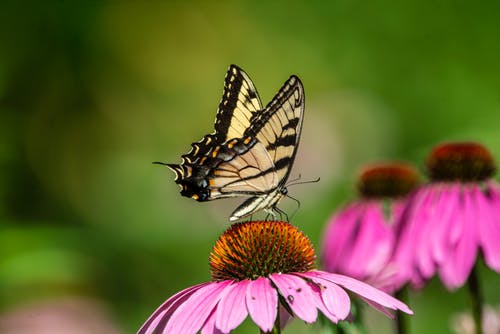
[[1, 1, 499, 333]]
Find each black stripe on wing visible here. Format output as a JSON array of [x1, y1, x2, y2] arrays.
[[180, 134, 218, 165], [244, 75, 305, 186], [245, 75, 304, 137], [213, 65, 263, 142]]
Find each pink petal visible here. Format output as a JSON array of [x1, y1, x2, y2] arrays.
[[367, 262, 401, 293], [201, 310, 224, 334], [306, 281, 339, 323], [430, 184, 460, 265], [321, 281, 351, 320], [439, 187, 478, 290], [165, 281, 232, 334], [394, 187, 433, 286], [478, 185, 500, 272], [246, 277, 278, 332], [390, 199, 407, 225], [270, 274, 318, 323], [278, 304, 293, 329], [138, 283, 208, 334], [298, 273, 351, 320], [360, 297, 395, 318], [307, 271, 413, 315], [215, 280, 250, 333], [448, 187, 466, 244], [322, 202, 364, 272], [346, 202, 393, 278], [413, 186, 441, 280]]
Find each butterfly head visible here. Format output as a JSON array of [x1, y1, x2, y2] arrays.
[[279, 187, 288, 196]]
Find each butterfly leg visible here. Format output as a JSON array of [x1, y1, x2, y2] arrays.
[[264, 210, 276, 220], [273, 206, 289, 222]]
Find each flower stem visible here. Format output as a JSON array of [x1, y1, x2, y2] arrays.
[[467, 265, 483, 334], [395, 288, 409, 334]]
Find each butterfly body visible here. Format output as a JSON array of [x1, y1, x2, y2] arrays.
[[165, 65, 304, 221]]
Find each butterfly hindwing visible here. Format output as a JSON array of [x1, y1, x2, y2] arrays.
[[168, 136, 276, 201], [209, 138, 278, 197]]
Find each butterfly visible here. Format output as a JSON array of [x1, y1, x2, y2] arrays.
[[162, 64, 305, 221]]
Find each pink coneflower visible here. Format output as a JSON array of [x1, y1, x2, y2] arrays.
[[321, 163, 419, 292], [138, 221, 412, 334], [394, 142, 500, 290]]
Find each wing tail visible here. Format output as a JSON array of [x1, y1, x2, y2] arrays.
[[164, 164, 184, 182]]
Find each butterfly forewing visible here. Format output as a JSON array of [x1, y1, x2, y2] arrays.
[[246, 75, 305, 186], [214, 65, 263, 142]]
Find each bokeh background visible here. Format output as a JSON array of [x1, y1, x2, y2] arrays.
[[1, 1, 499, 333]]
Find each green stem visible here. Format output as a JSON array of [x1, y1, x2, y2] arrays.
[[354, 300, 368, 334], [467, 265, 483, 334], [395, 288, 409, 334], [338, 324, 347, 334]]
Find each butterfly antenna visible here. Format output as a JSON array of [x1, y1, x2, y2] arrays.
[[287, 177, 321, 188], [152, 161, 168, 166], [286, 174, 302, 184]]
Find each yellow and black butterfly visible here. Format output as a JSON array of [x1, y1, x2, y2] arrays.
[[161, 65, 305, 221]]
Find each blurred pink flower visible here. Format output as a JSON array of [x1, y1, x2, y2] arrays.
[[138, 221, 412, 334], [0, 297, 122, 334], [450, 305, 500, 334], [394, 142, 500, 290], [321, 163, 419, 292]]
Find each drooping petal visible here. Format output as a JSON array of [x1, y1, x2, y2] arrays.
[[308, 271, 413, 315], [439, 186, 478, 290], [412, 185, 441, 281], [322, 202, 364, 272], [368, 261, 400, 293], [298, 273, 351, 320], [360, 297, 395, 318], [215, 280, 250, 333], [390, 199, 407, 225], [165, 281, 232, 334], [478, 184, 500, 272], [346, 201, 393, 278], [278, 304, 293, 329], [306, 281, 339, 323], [430, 184, 460, 265], [246, 277, 278, 332], [448, 187, 466, 245], [138, 283, 209, 334], [270, 273, 318, 323], [201, 309, 224, 334], [394, 187, 432, 287]]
